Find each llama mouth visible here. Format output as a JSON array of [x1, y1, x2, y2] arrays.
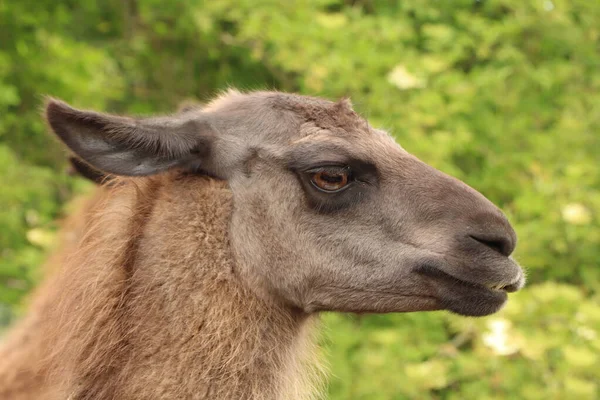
[[416, 265, 522, 317], [487, 272, 525, 293]]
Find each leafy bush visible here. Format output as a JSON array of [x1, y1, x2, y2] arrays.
[[1, 0, 598, 398], [324, 283, 600, 399]]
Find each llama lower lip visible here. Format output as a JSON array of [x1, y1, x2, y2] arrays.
[[441, 288, 508, 317], [417, 265, 511, 317]]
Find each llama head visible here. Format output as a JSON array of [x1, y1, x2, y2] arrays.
[[45, 89, 524, 317]]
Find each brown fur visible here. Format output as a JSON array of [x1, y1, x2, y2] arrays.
[[0, 89, 524, 399], [0, 175, 324, 399]]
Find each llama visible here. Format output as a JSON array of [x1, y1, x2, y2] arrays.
[[0, 89, 524, 399]]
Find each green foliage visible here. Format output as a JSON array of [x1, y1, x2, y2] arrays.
[[0, 0, 598, 398], [324, 283, 600, 399]]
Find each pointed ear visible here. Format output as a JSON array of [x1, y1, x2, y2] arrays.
[[45, 99, 217, 177], [68, 156, 110, 184]]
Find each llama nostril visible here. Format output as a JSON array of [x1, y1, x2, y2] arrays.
[[469, 235, 513, 257]]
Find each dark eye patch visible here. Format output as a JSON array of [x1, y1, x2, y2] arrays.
[[285, 143, 379, 213]]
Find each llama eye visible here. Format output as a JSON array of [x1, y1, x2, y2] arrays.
[[309, 167, 351, 193]]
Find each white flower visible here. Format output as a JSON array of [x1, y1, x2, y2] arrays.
[[561, 203, 592, 225], [576, 326, 597, 341], [482, 318, 519, 356], [387, 65, 425, 90]]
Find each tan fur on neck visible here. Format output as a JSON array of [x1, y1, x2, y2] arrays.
[[0, 173, 325, 400]]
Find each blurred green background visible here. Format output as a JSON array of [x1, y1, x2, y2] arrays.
[[1, 0, 599, 399]]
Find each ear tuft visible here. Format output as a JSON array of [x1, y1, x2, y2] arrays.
[[336, 97, 353, 111]]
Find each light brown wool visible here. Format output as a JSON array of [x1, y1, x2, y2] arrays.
[[0, 177, 324, 400], [0, 89, 524, 399]]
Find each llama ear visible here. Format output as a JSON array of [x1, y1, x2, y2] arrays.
[[45, 99, 217, 177], [68, 156, 110, 184]]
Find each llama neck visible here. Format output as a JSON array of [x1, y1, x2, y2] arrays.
[[48, 175, 323, 400]]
